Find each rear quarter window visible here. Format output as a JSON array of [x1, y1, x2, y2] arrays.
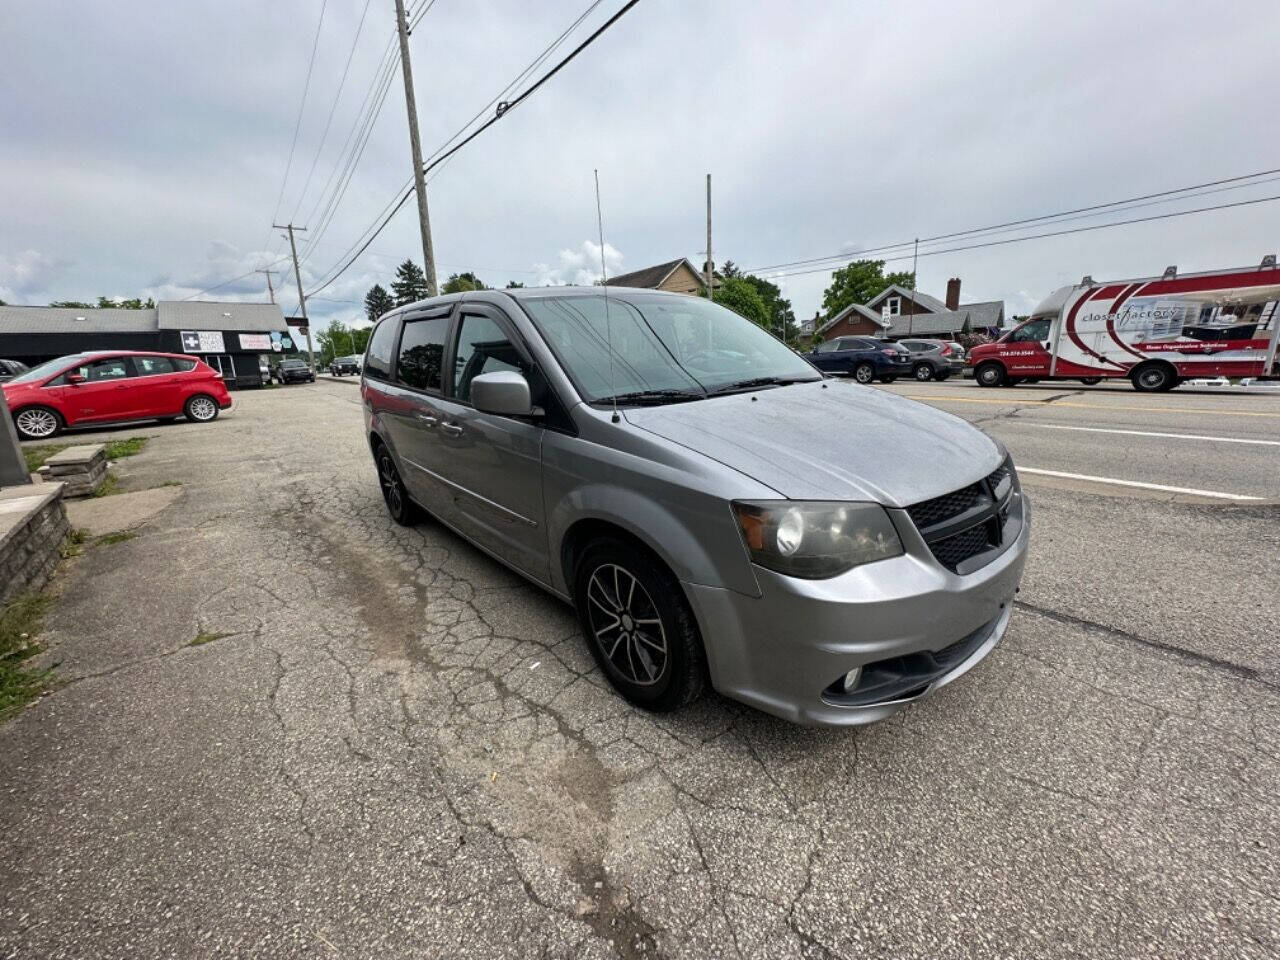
[[364, 317, 399, 381]]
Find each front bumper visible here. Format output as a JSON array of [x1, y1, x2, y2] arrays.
[[684, 495, 1030, 726]]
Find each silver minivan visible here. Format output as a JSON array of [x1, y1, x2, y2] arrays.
[[361, 288, 1029, 725]]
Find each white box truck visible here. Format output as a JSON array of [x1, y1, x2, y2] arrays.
[[968, 257, 1280, 391]]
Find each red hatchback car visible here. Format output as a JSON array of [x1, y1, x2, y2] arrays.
[[3, 351, 232, 441]]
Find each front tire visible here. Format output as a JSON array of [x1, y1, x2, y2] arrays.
[[574, 538, 706, 713], [13, 406, 63, 441], [184, 394, 220, 423], [913, 363, 934, 382], [853, 362, 875, 384], [975, 362, 1005, 388]]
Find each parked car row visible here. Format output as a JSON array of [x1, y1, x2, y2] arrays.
[[2, 351, 232, 439], [360, 288, 1028, 728]]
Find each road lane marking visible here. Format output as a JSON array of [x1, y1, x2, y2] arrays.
[[1026, 424, 1280, 446], [1018, 467, 1263, 501], [900, 394, 1280, 418]]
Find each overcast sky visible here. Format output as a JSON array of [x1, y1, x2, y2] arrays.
[[3, 0, 1280, 329]]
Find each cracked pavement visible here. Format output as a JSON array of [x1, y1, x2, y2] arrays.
[[1, 381, 1277, 959]]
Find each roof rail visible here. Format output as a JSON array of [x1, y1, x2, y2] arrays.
[[1262, 254, 1276, 269]]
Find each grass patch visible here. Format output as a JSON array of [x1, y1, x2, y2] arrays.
[[96, 531, 138, 547], [0, 593, 55, 721], [60, 528, 90, 559], [189, 630, 233, 647], [91, 472, 120, 498], [22, 443, 71, 473], [102, 437, 147, 460]]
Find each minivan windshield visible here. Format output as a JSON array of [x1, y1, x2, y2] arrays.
[[521, 294, 819, 403], [4, 353, 89, 385]]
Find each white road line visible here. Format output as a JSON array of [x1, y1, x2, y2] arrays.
[[1018, 467, 1263, 501], [1027, 423, 1280, 447]]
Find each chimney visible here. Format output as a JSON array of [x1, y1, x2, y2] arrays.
[[946, 277, 961, 311]]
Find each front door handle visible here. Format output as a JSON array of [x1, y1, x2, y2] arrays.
[[440, 422, 463, 437], [415, 413, 439, 426]]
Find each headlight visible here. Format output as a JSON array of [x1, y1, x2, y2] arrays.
[[731, 501, 904, 579]]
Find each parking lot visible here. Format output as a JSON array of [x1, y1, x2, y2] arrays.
[[2, 379, 1277, 959]]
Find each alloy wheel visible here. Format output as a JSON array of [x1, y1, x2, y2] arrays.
[[16, 408, 58, 438], [189, 397, 217, 421], [915, 364, 933, 381], [378, 452, 404, 516], [586, 563, 668, 686], [854, 364, 874, 384]]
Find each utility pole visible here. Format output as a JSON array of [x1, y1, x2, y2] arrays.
[[394, 0, 438, 296], [274, 223, 317, 373], [704, 174, 713, 300], [256, 269, 278, 304]]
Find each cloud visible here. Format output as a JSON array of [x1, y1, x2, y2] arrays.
[[0, 250, 63, 302], [533, 241, 623, 287]]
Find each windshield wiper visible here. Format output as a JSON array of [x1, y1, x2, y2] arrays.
[[594, 389, 705, 406], [707, 376, 811, 395]]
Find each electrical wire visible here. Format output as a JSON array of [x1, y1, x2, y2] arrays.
[[767, 193, 1280, 279], [745, 166, 1280, 274], [305, 0, 642, 299], [179, 255, 293, 301], [287, 0, 376, 225]]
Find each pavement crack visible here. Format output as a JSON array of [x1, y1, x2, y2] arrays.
[[1014, 599, 1277, 690]]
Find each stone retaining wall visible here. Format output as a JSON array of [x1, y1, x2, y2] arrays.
[[0, 484, 69, 606]]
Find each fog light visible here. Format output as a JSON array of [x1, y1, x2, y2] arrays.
[[842, 667, 862, 692]]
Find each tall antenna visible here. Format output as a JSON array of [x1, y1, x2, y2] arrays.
[[594, 169, 620, 423]]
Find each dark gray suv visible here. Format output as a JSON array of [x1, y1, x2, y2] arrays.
[[361, 288, 1029, 725]]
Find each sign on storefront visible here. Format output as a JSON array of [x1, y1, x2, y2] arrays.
[[180, 330, 226, 353]]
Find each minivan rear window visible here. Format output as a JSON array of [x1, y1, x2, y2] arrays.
[[364, 317, 397, 381]]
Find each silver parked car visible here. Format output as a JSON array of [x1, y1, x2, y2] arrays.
[[362, 288, 1029, 725]]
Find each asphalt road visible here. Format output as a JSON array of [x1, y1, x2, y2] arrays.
[[1, 381, 1276, 959]]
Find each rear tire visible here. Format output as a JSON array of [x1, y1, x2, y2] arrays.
[[573, 537, 706, 713], [913, 363, 934, 382], [13, 406, 63, 441], [853, 362, 875, 384], [1131, 363, 1175, 393], [184, 394, 220, 423], [375, 445, 419, 526], [975, 362, 1005, 388]]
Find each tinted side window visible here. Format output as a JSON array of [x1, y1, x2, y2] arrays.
[[364, 317, 398, 381], [452, 313, 521, 403], [396, 316, 448, 392], [1011, 318, 1051, 343], [814, 340, 838, 354], [173, 358, 196, 372], [134, 356, 176, 376]]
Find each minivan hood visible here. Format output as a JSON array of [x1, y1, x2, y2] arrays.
[[623, 380, 1001, 506]]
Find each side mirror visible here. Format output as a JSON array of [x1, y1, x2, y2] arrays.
[[471, 370, 533, 417], [66, 373, 87, 385]]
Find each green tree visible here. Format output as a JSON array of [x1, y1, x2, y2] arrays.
[[391, 259, 429, 306], [317, 319, 358, 366], [350, 326, 371, 355], [960, 316, 972, 335], [713, 276, 770, 327], [49, 300, 94, 308], [719, 260, 742, 279], [441, 271, 485, 294], [820, 260, 917, 319], [505, 280, 525, 289], [737, 273, 797, 341], [364, 283, 394, 323]]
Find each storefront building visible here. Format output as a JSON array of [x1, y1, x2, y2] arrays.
[[0, 301, 298, 389]]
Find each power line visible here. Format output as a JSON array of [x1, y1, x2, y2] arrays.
[[259, 0, 330, 267], [302, 0, 601, 273], [288, 0, 376, 224], [180, 255, 293, 301], [767, 193, 1280, 279], [745, 166, 1280, 274], [305, 0, 643, 299]]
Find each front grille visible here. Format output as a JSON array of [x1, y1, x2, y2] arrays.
[[905, 461, 1018, 573], [929, 524, 991, 570], [906, 483, 984, 529]]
